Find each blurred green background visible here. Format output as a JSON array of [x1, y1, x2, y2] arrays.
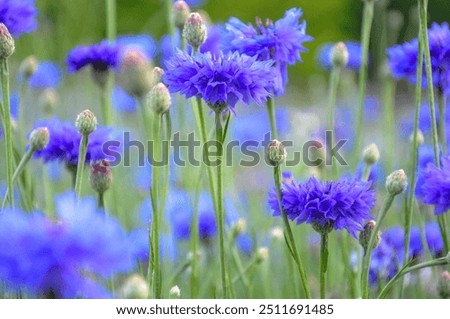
[[13, 0, 450, 79]]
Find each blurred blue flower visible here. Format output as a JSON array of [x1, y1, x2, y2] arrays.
[[112, 86, 137, 112], [117, 34, 157, 60], [164, 50, 274, 112], [269, 175, 375, 237], [28, 61, 62, 89], [0, 0, 38, 38], [0, 191, 134, 298], [223, 8, 312, 95], [66, 40, 120, 73], [317, 41, 363, 70], [425, 221, 444, 256], [355, 162, 384, 188]]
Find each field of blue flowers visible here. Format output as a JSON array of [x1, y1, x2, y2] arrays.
[[0, 0, 449, 300]]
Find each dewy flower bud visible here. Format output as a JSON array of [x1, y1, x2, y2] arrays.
[[120, 274, 148, 299], [151, 67, 164, 87], [386, 169, 407, 195], [19, 55, 38, 79], [331, 42, 349, 68], [438, 271, 450, 299], [89, 159, 112, 194], [169, 285, 181, 299], [173, 0, 190, 30], [29, 127, 49, 151], [362, 143, 380, 165], [39, 88, 58, 116], [76, 109, 97, 136], [0, 23, 15, 60], [148, 83, 171, 114], [265, 139, 287, 167], [119, 49, 153, 99], [256, 247, 269, 264], [358, 221, 381, 250], [183, 12, 207, 50]]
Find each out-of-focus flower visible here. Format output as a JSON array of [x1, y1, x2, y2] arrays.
[[0, 0, 38, 38], [317, 41, 363, 70], [66, 40, 120, 73], [112, 86, 137, 113], [27, 61, 62, 89], [117, 34, 157, 60]]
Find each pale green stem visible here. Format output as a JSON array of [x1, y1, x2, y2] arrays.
[[106, 0, 116, 42], [100, 83, 112, 126], [160, 111, 172, 216], [382, 76, 396, 173], [327, 66, 341, 179], [319, 232, 329, 299], [74, 134, 89, 197], [361, 163, 372, 182], [266, 97, 277, 139], [17, 80, 28, 151]]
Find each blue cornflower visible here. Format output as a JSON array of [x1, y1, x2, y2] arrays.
[[28, 61, 62, 89], [164, 50, 274, 112], [32, 117, 120, 166], [416, 156, 450, 215], [387, 22, 450, 96], [317, 41, 363, 70], [112, 86, 137, 112], [269, 175, 376, 236], [117, 34, 157, 60], [425, 221, 444, 256], [66, 40, 120, 73], [0, 192, 134, 298], [355, 162, 384, 188], [222, 8, 312, 95], [0, 0, 37, 38]]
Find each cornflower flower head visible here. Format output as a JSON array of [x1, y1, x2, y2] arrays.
[[116, 34, 157, 60], [0, 0, 37, 38], [0, 192, 134, 298], [66, 40, 120, 74], [317, 41, 363, 70], [269, 174, 375, 237], [387, 22, 450, 96], [164, 50, 274, 112], [27, 61, 62, 89], [222, 8, 312, 95], [416, 156, 450, 215]]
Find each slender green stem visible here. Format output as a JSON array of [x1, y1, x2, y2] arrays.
[[164, 0, 175, 48], [319, 232, 329, 299], [266, 97, 278, 139], [0, 60, 14, 207], [106, 0, 116, 42], [274, 165, 311, 298], [378, 253, 450, 299], [382, 76, 396, 173], [361, 163, 372, 182], [214, 110, 228, 298], [327, 66, 341, 179], [361, 193, 395, 298], [229, 235, 250, 291], [17, 80, 28, 151], [74, 135, 89, 197], [1, 148, 34, 209], [190, 164, 203, 298], [160, 111, 172, 215], [355, 0, 375, 162], [438, 89, 447, 156], [419, 0, 449, 253], [43, 165, 55, 216], [100, 84, 112, 126], [98, 192, 105, 209]]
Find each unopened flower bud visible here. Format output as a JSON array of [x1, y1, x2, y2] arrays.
[[151, 67, 164, 87], [331, 42, 349, 68], [362, 143, 380, 165], [76, 109, 97, 136], [89, 159, 112, 194], [39, 89, 58, 116], [19, 56, 38, 79], [173, 0, 190, 30], [120, 274, 148, 299], [0, 23, 14, 60], [148, 83, 171, 114], [183, 13, 207, 50], [169, 285, 181, 299], [438, 271, 450, 299], [119, 49, 153, 99], [409, 130, 424, 146], [29, 127, 49, 151], [265, 140, 287, 167], [386, 169, 407, 195], [232, 218, 247, 237], [358, 221, 381, 250], [269, 226, 284, 240], [256, 247, 269, 263]]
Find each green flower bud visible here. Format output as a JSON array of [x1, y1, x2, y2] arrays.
[[269, 226, 284, 240], [331, 42, 349, 68], [39, 88, 58, 116], [256, 247, 269, 264], [19, 55, 38, 79], [438, 271, 450, 299], [120, 274, 148, 299], [173, 0, 190, 30], [409, 130, 424, 146], [76, 109, 97, 136], [89, 159, 112, 194], [358, 221, 381, 250], [362, 143, 380, 165], [29, 127, 50, 151], [386, 169, 407, 195], [148, 83, 171, 114], [231, 218, 247, 238], [0, 23, 14, 60], [169, 285, 181, 299], [119, 49, 153, 99], [183, 13, 207, 50], [265, 139, 287, 167], [151, 67, 164, 87]]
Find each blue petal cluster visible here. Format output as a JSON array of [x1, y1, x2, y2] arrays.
[[164, 50, 274, 111], [222, 8, 312, 95], [387, 22, 450, 96], [0, 192, 134, 298], [269, 175, 376, 236], [28, 61, 62, 89], [32, 117, 120, 166], [66, 40, 120, 73], [416, 155, 450, 215], [0, 0, 37, 37], [317, 41, 363, 70]]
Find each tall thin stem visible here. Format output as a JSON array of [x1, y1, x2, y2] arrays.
[[74, 135, 89, 197], [327, 66, 341, 179], [319, 232, 329, 299], [0, 60, 14, 207], [355, 0, 375, 162], [106, 0, 116, 42], [438, 90, 447, 155], [274, 165, 312, 298], [164, 0, 175, 42], [266, 97, 278, 139], [100, 85, 112, 126]]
